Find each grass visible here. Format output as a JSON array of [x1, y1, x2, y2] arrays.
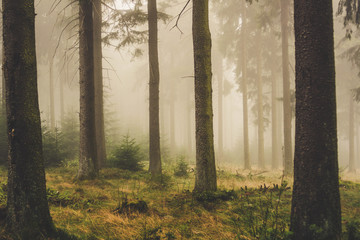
[[0, 165, 359, 239]]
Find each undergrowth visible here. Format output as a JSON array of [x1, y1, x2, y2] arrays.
[[0, 167, 359, 239]]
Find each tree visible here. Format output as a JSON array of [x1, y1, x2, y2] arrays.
[[78, 0, 98, 179], [94, 0, 107, 168], [290, 1, 342, 239], [3, 0, 55, 237], [256, 30, 265, 169], [148, 0, 162, 175], [241, 1, 251, 170], [280, 0, 293, 175], [193, 0, 217, 192]]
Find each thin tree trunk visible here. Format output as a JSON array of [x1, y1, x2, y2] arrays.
[[271, 56, 278, 169], [290, 0, 341, 238], [257, 31, 265, 169], [193, 0, 217, 192], [78, 0, 98, 180], [148, 0, 162, 174], [281, 0, 293, 175], [170, 92, 175, 151], [349, 92, 355, 173], [241, 1, 250, 170], [50, 59, 55, 130], [187, 79, 193, 157], [217, 58, 224, 161], [60, 68, 65, 124], [94, 0, 106, 168], [3, 0, 55, 237]]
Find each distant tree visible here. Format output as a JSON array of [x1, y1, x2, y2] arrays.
[[3, 0, 55, 237], [280, 0, 293, 175], [94, 0, 107, 168], [78, 0, 98, 179], [148, 0, 162, 175], [290, 1, 342, 239], [193, 0, 217, 192]]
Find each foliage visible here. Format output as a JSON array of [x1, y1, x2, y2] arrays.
[[107, 135, 145, 171], [344, 220, 360, 240], [173, 156, 189, 177], [42, 113, 79, 167], [0, 111, 7, 166], [231, 181, 292, 239]]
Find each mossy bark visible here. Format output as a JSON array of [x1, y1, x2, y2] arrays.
[[290, 0, 342, 239], [3, 0, 55, 238], [280, 0, 293, 175], [192, 0, 217, 192], [148, 0, 162, 175], [78, 0, 98, 180], [93, 0, 107, 169]]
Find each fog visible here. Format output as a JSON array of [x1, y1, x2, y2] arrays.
[[32, 0, 359, 171]]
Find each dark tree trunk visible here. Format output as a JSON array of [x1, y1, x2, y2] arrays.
[[148, 0, 162, 175], [78, 0, 98, 180], [3, 0, 55, 237], [256, 31, 265, 169], [290, 1, 342, 239], [241, 1, 250, 170], [280, 0, 293, 175], [193, 0, 217, 192], [93, 0, 106, 168]]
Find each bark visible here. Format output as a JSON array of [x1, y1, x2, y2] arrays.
[[349, 93, 355, 172], [148, 0, 162, 175], [78, 0, 98, 180], [290, 1, 342, 239], [241, 1, 250, 170], [256, 31, 265, 169], [3, 0, 55, 237], [193, 0, 217, 192], [280, 0, 293, 175], [93, 0, 107, 168]]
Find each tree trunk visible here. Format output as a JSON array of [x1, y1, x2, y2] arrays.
[[49, 59, 55, 130], [241, 1, 250, 170], [78, 0, 98, 180], [256, 31, 265, 169], [280, 0, 293, 175], [349, 92, 355, 173], [3, 0, 55, 237], [148, 0, 162, 175], [59, 68, 65, 125], [93, 0, 106, 168], [271, 55, 278, 169], [290, 1, 342, 239], [193, 0, 217, 192]]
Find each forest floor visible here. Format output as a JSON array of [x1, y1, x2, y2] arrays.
[[0, 165, 359, 239]]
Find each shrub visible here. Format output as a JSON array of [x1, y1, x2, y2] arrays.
[[108, 135, 144, 171], [174, 156, 189, 177]]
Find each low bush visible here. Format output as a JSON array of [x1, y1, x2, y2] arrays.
[[108, 135, 145, 171]]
